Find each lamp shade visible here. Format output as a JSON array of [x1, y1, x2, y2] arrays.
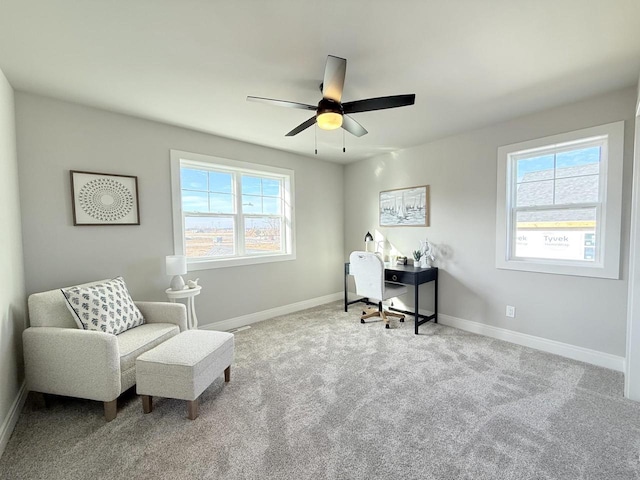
[[317, 112, 343, 130], [166, 255, 187, 276]]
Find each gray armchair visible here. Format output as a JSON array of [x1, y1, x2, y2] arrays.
[[23, 280, 188, 421]]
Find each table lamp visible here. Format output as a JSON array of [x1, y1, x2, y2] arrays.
[[166, 255, 187, 290], [364, 231, 374, 252]]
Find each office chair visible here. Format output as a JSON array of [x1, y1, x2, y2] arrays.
[[349, 251, 408, 329]]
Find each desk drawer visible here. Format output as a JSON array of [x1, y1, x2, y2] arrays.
[[385, 271, 412, 284]]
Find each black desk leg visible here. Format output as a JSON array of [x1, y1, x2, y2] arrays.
[[344, 265, 348, 312], [434, 269, 438, 324], [414, 284, 420, 335]]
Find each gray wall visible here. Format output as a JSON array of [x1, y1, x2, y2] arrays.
[[625, 80, 640, 399], [16, 93, 344, 326], [344, 87, 637, 357], [0, 69, 26, 447]]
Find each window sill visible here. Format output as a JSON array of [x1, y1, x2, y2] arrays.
[[496, 257, 619, 279], [187, 252, 296, 270]]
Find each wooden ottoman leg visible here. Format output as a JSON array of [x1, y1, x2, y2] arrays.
[[187, 398, 199, 420], [104, 399, 117, 422], [224, 366, 231, 382], [142, 395, 153, 414]]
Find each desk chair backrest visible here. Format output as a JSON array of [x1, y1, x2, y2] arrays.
[[349, 251, 385, 301]]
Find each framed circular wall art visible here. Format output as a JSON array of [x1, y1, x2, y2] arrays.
[[70, 170, 140, 226]]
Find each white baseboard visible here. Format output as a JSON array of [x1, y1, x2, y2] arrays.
[[200, 292, 343, 332], [200, 293, 624, 372], [0, 380, 27, 459], [435, 312, 625, 372]]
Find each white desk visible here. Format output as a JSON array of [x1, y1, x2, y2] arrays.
[[165, 286, 202, 330]]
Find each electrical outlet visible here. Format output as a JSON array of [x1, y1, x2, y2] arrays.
[[506, 305, 516, 318]]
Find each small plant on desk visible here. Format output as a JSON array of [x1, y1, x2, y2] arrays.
[[412, 250, 423, 264]]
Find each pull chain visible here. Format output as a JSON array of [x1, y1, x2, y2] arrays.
[[314, 124, 318, 155], [343, 128, 346, 153]]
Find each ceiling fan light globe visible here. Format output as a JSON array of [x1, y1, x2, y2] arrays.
[[317, 112, 343, 130]]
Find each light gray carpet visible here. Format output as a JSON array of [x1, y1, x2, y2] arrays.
[[2, 301, 640, 479]]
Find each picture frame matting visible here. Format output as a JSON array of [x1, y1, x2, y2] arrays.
[[70, 170, 140, 226]]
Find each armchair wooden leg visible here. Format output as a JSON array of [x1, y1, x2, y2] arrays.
[[224, 366, 231, 382], [142, 395, 153, 414], [187, 399, 199, 420], [104, 399, 117, 422]]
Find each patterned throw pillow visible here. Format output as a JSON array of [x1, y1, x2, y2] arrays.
[[61, 277, 145, 335]]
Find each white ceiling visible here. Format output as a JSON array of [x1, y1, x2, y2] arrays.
[[1, 0, 639, 164]]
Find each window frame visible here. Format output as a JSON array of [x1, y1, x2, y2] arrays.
[[171, 150, 296, 270], [495, 121, 624, 279]]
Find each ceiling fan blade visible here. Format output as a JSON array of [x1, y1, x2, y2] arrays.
[[247, 96, 316, 111], [285, 116, 317, 136], [343, 94, 416, 114], [322, 55, 346, 103], [342, 115, 368, 137]]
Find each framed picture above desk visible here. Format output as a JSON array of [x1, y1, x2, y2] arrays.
[[344, 262, 438, 334], [379, 185, 430, 227]]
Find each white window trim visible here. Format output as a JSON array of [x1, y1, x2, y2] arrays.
[[495, 121, 624, 279], [170, 150, 296, 270]]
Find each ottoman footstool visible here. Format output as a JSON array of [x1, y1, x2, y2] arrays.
[[136, 330, 234, 420]]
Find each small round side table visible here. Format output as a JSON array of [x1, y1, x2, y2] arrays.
[[165, 286, 202, 330]]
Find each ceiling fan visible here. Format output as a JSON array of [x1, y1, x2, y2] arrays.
[[247, 55, 416, 138]]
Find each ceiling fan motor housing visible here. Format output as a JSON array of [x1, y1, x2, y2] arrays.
[[317, 98, 343, 117]]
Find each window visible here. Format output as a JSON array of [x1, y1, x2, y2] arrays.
[[496, 122, 624, 278], [171, 150, 295, 270]]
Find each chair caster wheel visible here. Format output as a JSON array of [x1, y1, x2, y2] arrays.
[[385, 324, 390, 329], [361, 319, 365, 324]]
